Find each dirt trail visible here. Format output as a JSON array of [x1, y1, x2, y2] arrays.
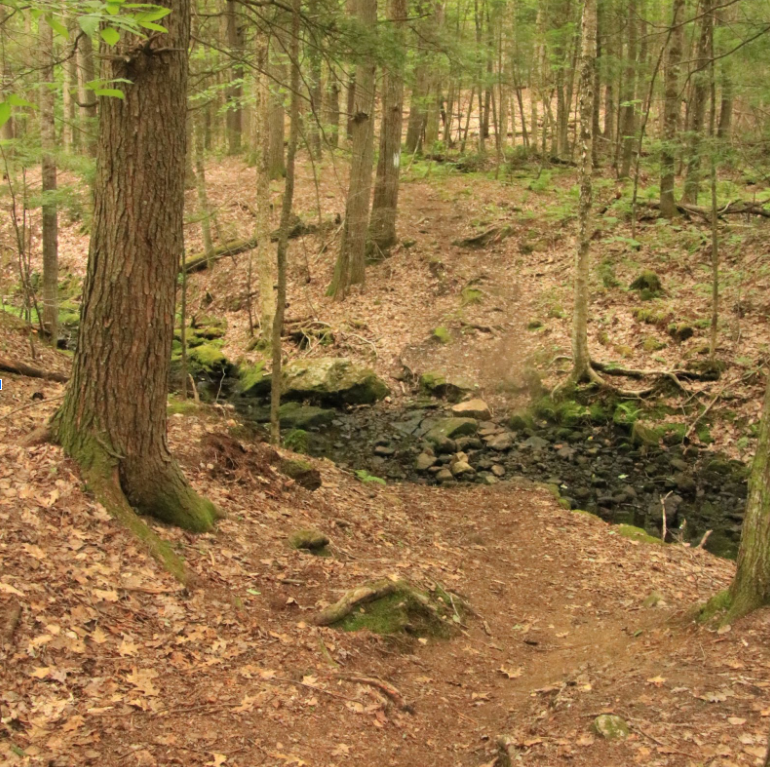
[[2, 365, 769, 767]]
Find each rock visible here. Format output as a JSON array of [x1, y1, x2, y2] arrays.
[[241, 402, 335, 429], [480, 474, 497, 485], [491, 464, 506, 477], [289, 529, 329, 551], [670, 458, 688, 472], [237, 361, 269, 396], [419, 372, 470, 402], [451, 398, 491, 420], [592, 714, 629, 740], [455, 436, 483, 451], [674, 472, 697, 494], [487, 432, 514, 451], [451, 460, 475, 477], [415, 453, 437, 471], [425, 418, 479, 445], [668, 322, 695, 342], [280, 459, 323, 490], [433, 436, 456, 454], [436, 468, 454, 483], [374, 445, 396, 457], [508, 412, 534, 431], [556, 446, 576, 460], [521, 435, 549, 451], [629, 270, 663, 297], [282, 357, 389, 405], [631, 421, 661, 447], [187, 343, 230, 375]]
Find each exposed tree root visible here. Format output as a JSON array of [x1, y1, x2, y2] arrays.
[[84, 466, 190, 585], [638, 198, 770, 223], [0, 357, 68, 382], [331, 674, 415, 713], [315, 581, 397, 626]]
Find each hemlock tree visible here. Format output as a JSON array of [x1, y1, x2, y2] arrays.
[[719, 376, 770, 622], [53, 0, 219, 539]]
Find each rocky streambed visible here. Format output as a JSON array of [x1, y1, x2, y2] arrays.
[[234, 390, 748, 559]]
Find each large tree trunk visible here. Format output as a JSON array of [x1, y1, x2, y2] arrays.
[[225, 0, 244, 155], [660, 0, 684, 219], [40, 19, 58, 343], [53, 0, 217, 533], [328, 0, 377, 299], [681, 0, 713, 205], [570, 0, 596, 383], [727, 377, 770, 620], [368, 0, 406, 256]]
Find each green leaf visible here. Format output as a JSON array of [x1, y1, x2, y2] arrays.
[[136, 7, 171, 21], [137, 20, 168, 32], [46, 15, 69, 38], [247, 588, 261, 596], [0, 102, 11, 130], [94, 88, 125, 99], [100, 26, 121, 45], [78, 14, 100, 37], [106, 3, 123, 15], [7, 94, 33, 108]]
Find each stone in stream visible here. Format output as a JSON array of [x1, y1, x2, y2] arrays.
[[451, 460, 475, 477], [491, 464, 506, 477], [374, 445, 396, 457], [415, 452, 437, 471], [486, 432, 514, 452], [479, 473, 497, 485], [455, 436, 483, 451], [673, 472, 697, 494], [521, 435, 549, 451], [282, 357, 389, 405], [450, 398, 491, 420], [425, 417, 479, 445], [433, 436, 457, 455], [436, 468, 454, 483]]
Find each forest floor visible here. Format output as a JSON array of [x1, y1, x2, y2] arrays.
[[2, 152, 770, 766]]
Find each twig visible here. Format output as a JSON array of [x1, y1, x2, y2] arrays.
[[683, 382, 728, 449], [331, 674, 415, 713], [696, 530, 713, 549], [661, 491, 672, 542], [0, 393, 64, 422]]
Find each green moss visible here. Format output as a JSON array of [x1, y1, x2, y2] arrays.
[[697, 589, 732, 623], [289, 528, 329, 552], [420, 371, 446, 392], [643, 336, 667, 352], [696, 424, 713, 444], [188, 343, 228, 373], [631, 421, 662, 446], [354, 469, 386, 485], [633, 307, 667, 325], [337, 583, 457, 639], [629, 270, 663, 297], [527, 319, 544, 331], [460, 286, 484, 306], [509, 411, 534, 431], [238, 361, 267, 395], [167, 397, 204, 416], [432, 325, 451, 343], [533, 396, 557, 421], [615, 524, 663, 545], [668, 322, 695, 342], [284, 428, 309, 453]]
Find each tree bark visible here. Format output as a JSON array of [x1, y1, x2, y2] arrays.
[[328, 0, 377, 300], [254, 34, 276, 343], [268, 37, 286, 179], [618, 0, 637, 178], [682, 0, 713, 205], [368, 0, 406, 256], [728, 377, 770, 620], [324, 72, 341, 148], [193, 111, 214, 262], [307, 0, 323, 158], [660, 0, 684, 219], [53, 0, 218, 533], [39, 19, 58, 344], [570, 0, 596, 383], [270, 0, 300, 444], [76, 32, 97, 156], [225, 0, 244, 155]]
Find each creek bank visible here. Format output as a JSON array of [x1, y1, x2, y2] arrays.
[[232, 393, 748, 558]]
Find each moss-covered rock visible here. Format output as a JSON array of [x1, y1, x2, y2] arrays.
[[508, 411, 534, 431], [668, 322, 695, 342], [191, 313, 227, 339], [188, 343, 228, 373], [283, 428, 309, 453], [642, 336, 667, 352], [633, 307, 667, 326], [527, 319, 544, 331], [282, 357, 389, 405], [279, 459, 322, 490], [592, 714, 630, 739], [460, 286, 484, 306], [631, 421, 662, 446], [432, 325, 451, 343], [419, 372, 470, 402], [289, 528, 329, 552], [237, 361, 269, 396], [615, 524, 663, 545], [425, 417, 479, 445], [629, 271, 663, 297]]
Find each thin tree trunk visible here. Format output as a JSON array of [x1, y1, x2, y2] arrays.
[[63, 17, 78, 152], [307, 0, 323, 157], [368, 0, 406, 257], [254, 35, 275, 343], [268, 39, 286, 179], [618, 0, 637, 178], [328, 0, 377, 299], [682, 0, 713, 205], [660, 0, 684, 219], [324, 72, 341, 148], [193, 112, 214, 263], [40, 20, 58, 344], [54, 0, 218, 534], [226, 0, 244, 155], [77, 33, 97, 156], [570, 0, 596, 383], [270, 0, 301, 444]]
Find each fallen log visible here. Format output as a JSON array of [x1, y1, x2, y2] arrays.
[[183, 217, 318, 274], [0, 357, 69, 383], [315, 581, 397, 626]]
